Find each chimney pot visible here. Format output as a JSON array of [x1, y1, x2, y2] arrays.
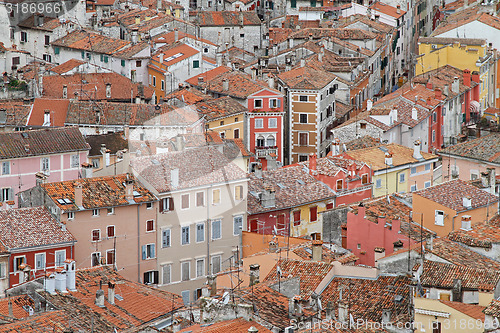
[[312, 239, 323, 261], [309, 153, 317, 175], [413, 140, 423, 160], [463, 69, 471, 87], [108, 281, 116, 305], [74, 183, 83, 209], [222, 79, 229, 91], [434, 88, 442, 99], [249, 264, 260, 286]]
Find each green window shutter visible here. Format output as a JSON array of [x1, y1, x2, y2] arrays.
[[54, 47, 60, 55], [104, 56, 108, 63], [81, 51, 85, 59], [100, 54, 103, 62], [193, 60, 200, 68], [121, 59, 125, 67], [291, 0, 296, 8], [310, 0, 316, 7]]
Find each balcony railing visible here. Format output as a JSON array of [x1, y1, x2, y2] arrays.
[[255, 146, 278, 158]]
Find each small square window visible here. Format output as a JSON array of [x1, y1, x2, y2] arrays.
[[92, 229, 100, 242], [255, 118, 264, 128], [146, 220, 155, 232], [67, 212, 74, 220], [107, 225, 115, 237], [240, 33, 245, 38], [212, 189, 221, 204], [299, 114, 308, 123], [193, 60, 200, 68], [107, 207, 114, 215], [93, 209, 100, 217], [181, 194, 189, 209], [269, 118, 277, 128], [235, 185, 243, 201], [146, 202, 153, 209], [254, 99, 263, 108], [136, 60, 142, 67], [299, 95, 308, 102]]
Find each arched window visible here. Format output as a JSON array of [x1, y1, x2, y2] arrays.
[[256, 135, 265, 147], [266, 135, 275, 147]]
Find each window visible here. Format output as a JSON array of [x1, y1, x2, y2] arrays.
[[410, 184, 417, 192], [12, 57, 19, 66], [107, 207, 114, 215], [432, 321, 441, 333], [399, 173, 405, 183], [2, 161, 10, 175], [106, 250, 115, 265], [91, 253, 101, 267], [146, 219, 155, 232], [181, 194, 189, 209], [196, 192, 204, 207], [35, 253, 45, 270], [146, 202, 153, 209], [193, 60, 200, 68], [181, 261, 190, 281], [143, 271, 158, 284], [196, 223, 205, 242], [360, 123, 367, 130], [41, 157, 50, 172], [204, 47, 209, 53], [14, 256, 25, 272], [55, 250, 66, 267], [162, 229, 171, 248], [255, 118, 264, 128], [92, 229, 100, 242], [254, 99, 263, 108], [425, 181, 431, 188], [299, 114, 308, 123], [142, 244, 155, 259], [376, 179, 382, 188], [103, 55, 108, 63], [181, 290, 190, 305], [0, 188, 13, 202], [233, 215, 243, 236], [66, 212, 74, 221], [212, 189, 220, 204], [44, 35, 50, 46], [70, 154, 79, 168], [432, 130, 436, 142], [160, 197, 174, 212], [435, 210, 444, 226], [220, 131, 225, 139], [299, 155, 308, 162], [43, 54, 52, 63], [299, 132, 308, 146], [0, 263, 4, 279], [410, 167, 417, 175], [425, 163, 431, 171], [136, 60, 142, 67], [93, 209, 100, 217], [196, 259, 205, 277], [310, 206, 318, 222], [299, 95, 308, 102], [212, 219, 221, 240], [336, 179, 343, 190], [121, 59, 125, 67], [293, 210, 301, 226], [269, 99, 280, 108], [107, 225, 115, 238], [92, 159, 100, 168], [162, 264, 171, 284], [235, 185, 243, 201], [240, 33, 245, 38], [269, 118, 277, 128], [291, 0, 296, 7], [152, 76, 156, 87], [211, 255, 221, 274], [257, 135, 265, 147], [161, 80, 165, 91], [181, 226, 190, 245], [20, 31, 27, 42], [361, 174, 368, 184], [266, 135, 275, 147], [234, 128, 240, 139]]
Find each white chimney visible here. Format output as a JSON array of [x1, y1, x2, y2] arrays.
[[385, 152, 393, 166], [44, 273, 56, 295], [411, 107, 418, 120], [131, 28, 138, 44], [55, 269, 67, 293], [63, 85, 68, 99], [95, 288, 105, 308], [463, 197, 472, 209], [452, 77, 460, 94], [413, 140, 423, 160], [125, 175, 134, 201], [106, 83, 111, 98], [64, 259, 76, 291], [390, 108, 398, 124], [108, 281, 115, 305], [222, 79, 229, 91], [300, 59, 305, 67], [159, 54, 163, 64], [367, 99, 373, 111], [43, 110, 51, 126], [171, 168, 179, 188], [174, 29, 179, 42]]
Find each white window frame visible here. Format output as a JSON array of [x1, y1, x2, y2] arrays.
[[0, 263, 6, 278], [41, 157, 50, 173], [424, 181, 431, 188], [2, 161, 10, 175], [195, 191, 205, 207], [162, 228, 171, 248], [254, 99, 263, 109], [55, 250, 66, 267], [92, 209, 100, 217], [425, 163, 431, 171], [196, 258, 205, 278], [410, 167, 417, 175], [375, 178, 382, 188], [234, 185, 243, 201], [268, 118, 277, 128], [91, 229, 101, 242], [107, 207, 114, 215], [181, 261, 190, 281], [211, 219, 222, 240], [67, 211, 75, 220], [70, 154, 79, 168], [146, 202, 153, 209], [399, 173, 405, 183], [255, 118, 264, 128], [233, 215, 243, 236], [14, 255, 26, 272], [106, 225, 115, 238], [91, 252, 101, 267], [106, 249, 115, 265], [269, 98, 278, 108], [146, 219, 155, 232], [196, 222, 205, 243], [144, 243, 155, 259], [181, 194, 190, 210], [181, 226, 190, 245], [435, 210, 445, 226], [35, 253, 46, 271]]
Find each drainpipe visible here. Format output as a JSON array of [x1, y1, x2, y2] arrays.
[[452, 213, 457, 232], [137, 204, 141, 283]]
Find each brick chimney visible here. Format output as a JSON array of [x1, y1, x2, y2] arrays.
[[472, 71, 480, 83], [125, 174, 134, 201], [434, 88, 442, 99], [309, 153, 317, 175], [74, 183, 83, 208], [426, 97, 432, 105], [426, 81, 433, 90], [249, 264, 260, 286], [463, 69, 471, 87]]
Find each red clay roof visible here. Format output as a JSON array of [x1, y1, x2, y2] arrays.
[[190, 11, 261, 26], [150, 43, 199, 69], [278, 66, 337, 90], [50, 59, 86, 75], [186, 66, 231, 86], [179, 318, 272, 332], [369, 1, 406, 18], [440, 300, 486, 320], [51, 30, 131, 55], [448, 214, 500, 248], [28, 98, 70, 127]]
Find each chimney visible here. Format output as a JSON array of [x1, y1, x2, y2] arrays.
[[461, 215, 472, 230], [332, 138, 341, 156], [174, 29, 179, 42], [309, 153, 317, 175], [367, 99, 373, 111], [452, 77, 460, 93], [426, 96, 432, 105], [8, 297, 13, 317], [464, 0, 468, 8], [267, 76, 274, 89], [384, 152, 393, 166], [131, 28, 138, 44], [289, 296, 303, 317], [443, 85, 449, 96], [413, 140, 423, 160], [44, 273, 56, 294], [157, 0, 162, 9], [463, 69, 471, 87], [312, 239, 323, 261], [300, 59, 305, 67], [249, 264, 260, 286], [208, 275, 217, 296], [434, 88, 442, 100], [254, 163, 263, 178], [261, 185, 276, 208], [158, 54, 163, 64], [390, 108, 398, 124], [472, 71, 480, 83], [382, 309, 392, 323], [288, 38, 294, 48], [95, 281, 105, 308], [411, 107, 418, 120], [216, 52, 223, 67], [318, 45, 324, 62], [125, 175, 134, 201], [55, 268, 67, 293], [338, 300, 348, 324], [266, 153, 278, 170], [135, 15, 140, 24], [74, 183, 83, 209], [106, 83, 111, 98], [171, 168, 179, 188], [396, 5, 401, 14], [222, 79, 229, 91], [463, 196, 472, 209], [487, 168, 496, 194], [64, 259, 76, 291], [108, 281, 115, 305], [481, 171, 490, 188], [43, 110, 51, 126], [63, 85, 68, 99]]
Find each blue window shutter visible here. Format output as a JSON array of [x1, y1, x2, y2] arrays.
[[151, 244, 155, 258], [81, 51, 85, 59], [142, 245, 147, 260], [277, 99, 281, 108]]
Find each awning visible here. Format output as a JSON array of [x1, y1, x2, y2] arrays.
[[469, 100, 480, 113]]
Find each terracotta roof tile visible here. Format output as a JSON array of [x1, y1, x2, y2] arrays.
[[51, 30, 131, 55], [153, 31, 217, 46], [179, 318, 272, 332], [278, 66, 337, 90], [0, 101, 32, 127], [113, 42, 150, 59], [50, 59, 86, 75], [28, 98, 70, 127], [195, 96, 247, 121], [0, 127, 89, 159], [0, 207, 75, 249], [440, 300, 486, 320], [485, 299, 500, 317], [432, 7, 500, 36], [41, 174, 156, 211], [150, 42, 199, 68], [190, 11, 261, 26], [344, 136, 381, 150], [289, 28, 378, 41], [18, 14, 63, 31], [413, 179, 498, 211], [0, 310, 70, 332], [186, 66, 231, 86], [0, 295, 35, 319], [439, 133, 500, 163], [165, 87, 213, 104], [448, 214, 500, 248], [369, 1, 406, 18]]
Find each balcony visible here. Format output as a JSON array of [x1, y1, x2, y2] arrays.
[[255, 146, 278, 158]]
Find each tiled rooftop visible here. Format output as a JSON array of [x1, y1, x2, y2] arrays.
[[0, 101, 33, 128], [432, 6, 500, 36], [150, 42, 199, 69], [131, 146, 247, 193], [51, 30, 131, 55], [344, 136, 381, 151], [278, 66, 337, 90], [41, 174, 156, 211], [417, 260, 500, 291], [248, 165, 335, 214], [0, 127, 89, 160], [50, 59, 86, 75], [0, 207, 75, 250], [413, 179, 498, 212], [440, 300, 486, 320], [195, 96, 247, 121], [439, 133, 500, 163], [18, 14, 62, 31], [289, 28, 378, 41], [27, 98, 70, 127], [448, 215, 500, 248], [85, 132, 128, 157], [179, 318, 272, 332], [165, 87, 213, 104], [190, 11, 261, 26], [484, 299, 500, 317]]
